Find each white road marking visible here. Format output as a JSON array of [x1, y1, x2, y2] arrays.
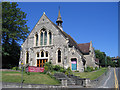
[[98, 69, 112, 88], [103, 70, 112, 87]]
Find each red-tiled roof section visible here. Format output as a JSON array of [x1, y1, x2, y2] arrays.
[[78, 43, 90, 54]]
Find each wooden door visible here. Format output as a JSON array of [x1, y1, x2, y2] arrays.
[[37, 59, 48, 67]]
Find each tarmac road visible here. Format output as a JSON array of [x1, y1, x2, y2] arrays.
[[95, 68, 119, 89]]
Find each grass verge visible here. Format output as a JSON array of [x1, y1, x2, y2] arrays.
[[2, 71, 60, 85], [73, 67, 107, 80]]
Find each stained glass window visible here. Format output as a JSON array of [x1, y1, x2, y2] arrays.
[[40, 32, 43, 45], [26, 51, 29, 64], [58, 50, 61, 63], [36, 34, 38, 46], [49, 32, 52, 44], [44, 31, 47, 45]]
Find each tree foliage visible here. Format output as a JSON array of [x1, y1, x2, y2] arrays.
[[95, 50, 117, 67], [2, 2, 29, 42], [106, 56, 115, 67], [118, 58, 120, 67], [2, 2, 29, 68], [95, 50, 106, 67]]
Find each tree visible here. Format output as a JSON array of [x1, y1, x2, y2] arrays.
[[118, 58, 120, 67], [95, 50, 106, 67], [107, 56, 113, 67], [0, 3, 2, 68], [2, 2, 29, 68]]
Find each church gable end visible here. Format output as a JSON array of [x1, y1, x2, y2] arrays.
[[19, 10, 98, 72]]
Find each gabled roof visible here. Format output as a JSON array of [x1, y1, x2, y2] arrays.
[[43, 13, 83, 54], [78, 43, 90, 54], [22, 13, 85, 55]]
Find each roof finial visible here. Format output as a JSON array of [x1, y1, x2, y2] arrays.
[[56, 6, 62, 23], [56, 6, 63, 30], [43, 12, 45, 14]]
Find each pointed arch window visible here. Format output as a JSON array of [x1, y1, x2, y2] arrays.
[[40, 32, 43, 45], [46, 51, 48, 57], [58, 50, 61, 63], [36, 34, 38, 46], [49, 32, 52, 44], [44, 31, 47, 45], [26, 51, 29, 64], [37, 52, 39, 57], [41, 51, 44, 57]]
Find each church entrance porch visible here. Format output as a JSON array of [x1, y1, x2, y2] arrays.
[[37, 59, 48, 67], [71, 58, 77, 71]]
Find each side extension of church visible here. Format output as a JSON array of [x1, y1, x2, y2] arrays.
[[19, 10, 98, 72]]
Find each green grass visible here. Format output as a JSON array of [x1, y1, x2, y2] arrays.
[[2, 71, 60, 85], [73, 68, 107, 80]]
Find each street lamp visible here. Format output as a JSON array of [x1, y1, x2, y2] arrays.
[[21, 61, 23, 88]]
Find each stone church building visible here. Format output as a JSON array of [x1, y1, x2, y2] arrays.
[[19, 10, 98, 72]]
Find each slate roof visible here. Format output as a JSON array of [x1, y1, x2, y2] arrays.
[[78, 43, 90, 54]]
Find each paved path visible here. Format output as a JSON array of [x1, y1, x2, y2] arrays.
[[94, 68, 119, 89], [97, 68, 115, 88]]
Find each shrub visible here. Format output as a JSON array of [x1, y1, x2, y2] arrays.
[[43, 70, 47, 74], [75, 70, 79, 72], [95, 66, 98, 70], [84, 66, 94, 72], [44, 61, 53, 72], [12, 67, 18, 70], [53, 65, 61, 71], [65, 67, 73, 75], [65, 71, 69, 75], [60, 68, 64, 72], [90, 66, 94, 71], [60, 68, 66, 73], [66, 67, 71, 71]]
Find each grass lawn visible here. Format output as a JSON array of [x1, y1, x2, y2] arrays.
[[2, 71, 60, 85], [73, 68, 107, 80]]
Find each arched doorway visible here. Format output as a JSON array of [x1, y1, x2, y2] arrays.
[[71, 58, 77, 70]]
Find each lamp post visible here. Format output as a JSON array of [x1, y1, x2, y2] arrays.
[[21, 61, 23, 88]]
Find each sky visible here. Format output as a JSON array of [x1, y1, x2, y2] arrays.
[[17, 2, 118, 57]]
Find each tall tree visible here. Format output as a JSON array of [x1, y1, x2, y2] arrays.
[[0, 3, 2, 68], [2, 2, 29, 68], [95, 50, 106, 67], [118, 58, 120, 67], [107, 56, 113, 66]]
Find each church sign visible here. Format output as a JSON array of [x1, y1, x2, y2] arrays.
[[28, 66, 44, 72]]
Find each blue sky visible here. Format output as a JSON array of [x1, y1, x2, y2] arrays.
[[17, 2, 118, 57]]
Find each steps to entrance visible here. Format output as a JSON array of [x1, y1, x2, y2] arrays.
[[53, 73, 84, 86], [53, 73, 75, 85]]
